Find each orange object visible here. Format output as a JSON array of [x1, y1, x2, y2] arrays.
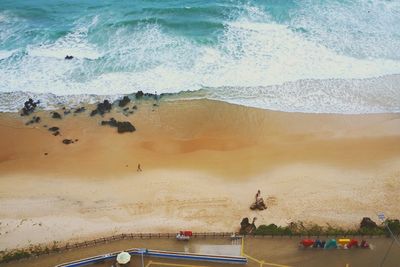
[[301, 239, 314, 247], [338, 238, 350, 246]]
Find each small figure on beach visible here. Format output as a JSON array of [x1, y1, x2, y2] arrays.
[[250, 190, 267, 211], [137, 163, 142, 172]]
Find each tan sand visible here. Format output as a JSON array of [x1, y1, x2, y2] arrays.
[[0, 99, 399, 250]]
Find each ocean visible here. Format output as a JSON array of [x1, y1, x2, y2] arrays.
[[1, 0, 400, 113]]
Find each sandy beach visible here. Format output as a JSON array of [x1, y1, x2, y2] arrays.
[[0, 99, 399, 251]]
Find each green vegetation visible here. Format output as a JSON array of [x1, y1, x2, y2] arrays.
[[254, 224, 292, 235], [253, 218, 399, 237], [0, 242, 58, 263], [386, 219, 400, 236]]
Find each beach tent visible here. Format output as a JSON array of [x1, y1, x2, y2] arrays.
[[324, 239, 337, 249], [117, 252, 131, 264]]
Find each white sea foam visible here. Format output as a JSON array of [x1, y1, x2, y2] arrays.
[[205, 75, 400, 114], [1, 5, 400, 113], [0, 50, 16, 60], [28, 16, 101, 60]]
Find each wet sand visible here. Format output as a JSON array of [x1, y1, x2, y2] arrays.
[[0, 99, 399, 250]]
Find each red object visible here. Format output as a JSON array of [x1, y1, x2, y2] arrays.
[[180, 231, 193, 236], [301, 239, 314, 247], [347, 239, 359, 248]]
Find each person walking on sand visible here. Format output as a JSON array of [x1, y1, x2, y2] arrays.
[[255, 190, 261, 201], [137, 163, 142, 172]]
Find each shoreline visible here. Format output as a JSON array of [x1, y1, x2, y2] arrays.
[[0, 98, 399, 251]]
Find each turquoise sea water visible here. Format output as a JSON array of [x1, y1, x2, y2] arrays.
[[1, 0, 400, 113]]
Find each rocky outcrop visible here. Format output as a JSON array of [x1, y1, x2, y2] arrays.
[[118, 96, 131, 107], [250, 198, 267, 210], [21, 98, 39, 116], [135, 91, 144, 99], [48, 127, 60, 136], [25, 116, 41, 125], [51, 112, 62, 119], [239, 217, 257, 235], [250, 190, 267, 210], [74, 107, 86, 114], [360, 217, 378, 229], [101, 118, 136, 133], [90, 100, 112, 116], [116, 121, 135, 133]]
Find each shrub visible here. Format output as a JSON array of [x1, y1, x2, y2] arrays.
[[255, 224, 292, 235]]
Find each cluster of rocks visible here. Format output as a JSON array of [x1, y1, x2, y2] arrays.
[[239, 217, 257, 235], [360, 217, 378, 229], [101, 118, 136, 133], [25, 116, 41, 125], [118, 96, 131, 107], [250, 190, 267, 210], [21, 98, 40, 116], [48, 126, 60, 136], [135, 90, 160, 100], [19, 92, 153, 146], [90, 100, 112, 116]]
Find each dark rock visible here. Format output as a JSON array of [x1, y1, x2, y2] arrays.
[[250, 198, 267, 211], [132, 105, 137, 110], [74, 107, 86, 113], [239, 217, 257, 235], [117, 121, 135, 133], [101, 118, 118, 127], [25, 116, 41, 125], [144, 92, 155, 97], [48, 127, 59, 132], [44, 153, 48, 156], [63, 110, 71, 115], [123, 107, 129, 112], [135, 91, 144, 99], [250, 190, 267, 211], [360, 217, 378, 229], [90, 100, 112, 116], [21, 98, 39, 116], [62, 139, 73, 145], [119, 96, 131, 107], [52, 112, 62, 119], [153, 103, 158, 107], [75, 139, 79, 142], [52, 131, 60, 136], [65, 55, 74, 60], [101, 118, 136, 133]]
